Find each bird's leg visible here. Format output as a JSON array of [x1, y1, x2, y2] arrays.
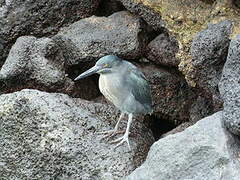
[[98, 112, 125, 139], [111, 113, 133, 150]]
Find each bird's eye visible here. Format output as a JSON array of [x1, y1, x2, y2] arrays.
[[103, 64, 109, 67]]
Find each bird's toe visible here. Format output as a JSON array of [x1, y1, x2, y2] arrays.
[[98, 129, 125, 141], [111, 134, 131, 151]]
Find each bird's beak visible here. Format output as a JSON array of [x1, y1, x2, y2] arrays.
[[74, 65, 102, 81]]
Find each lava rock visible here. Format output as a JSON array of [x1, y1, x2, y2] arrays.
[[219, 35, 240, 136], [53, 11, 151, 65], [0, 89, 154, 179], [0, 0, 101, 65], [126, 112, 240, 180], [0, 36, 100, 99], [0, 36, 74, 94], [161, 94, 216, 137], [146, 33, 179, 67], [187, 20, 232, 108], [140, 64, 195, 125], [119, 0, 164, 31], [189, 95, 214, 123]]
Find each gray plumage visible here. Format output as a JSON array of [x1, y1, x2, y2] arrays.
[[75, 55, 152, 150]]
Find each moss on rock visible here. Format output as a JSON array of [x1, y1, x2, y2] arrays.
[[131, 0, 240, 86]]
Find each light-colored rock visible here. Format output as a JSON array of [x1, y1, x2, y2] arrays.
[[0, 36, 100, 99], [219, 35, 240, 136], [127, 112, 240, 180], [0, 89, 154, 179], [0, 36, 73, 93]]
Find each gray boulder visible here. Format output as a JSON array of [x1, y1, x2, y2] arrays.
[[219, 35, 240, 136], [127, 112, 240, 180], [53, 11, 151, 65], [0, 0, 101, 65], [0, 89, 154, 179], [188, 20, 232, 108], [146, 33, 179, 67], [0, 36, 73, 93], [0, 36, 99, 99]]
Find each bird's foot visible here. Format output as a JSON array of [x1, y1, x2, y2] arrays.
[[110, 133, 131, 151], [98, 129, 125, 140]]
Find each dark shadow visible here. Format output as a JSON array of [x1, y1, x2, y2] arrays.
[[144, 114, 178, 141], [95, 0, 126, 17], [66, 62, 101, 100]]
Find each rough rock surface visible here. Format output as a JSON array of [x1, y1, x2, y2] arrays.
[[119, 0, 164, 31], [182, 20, 232, 109], [219, 35, 240, 136], [189, 95, 214, 123], [127, 112, 240, 180], [161, 94, 216, 137], [0, 36, 99, 99], [53, 11, 151, 65], [0, 0, 101, 65], [0, 89, 154, 179], [146, 33, 179, 67], [0, 36, 70, 90], [140, 64, 194, 125]]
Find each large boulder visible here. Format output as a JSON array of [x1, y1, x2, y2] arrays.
[[140, 64, 195, 125], [53, 11, 152, 65], [0, 36, 70, 90], [0, 0, 101, 65], [126, 112, 240, 180], [0, 36, 100, 99], [219, 35, 240, 136], [180, 20, 232, 109], [0, 89, 154, 179]]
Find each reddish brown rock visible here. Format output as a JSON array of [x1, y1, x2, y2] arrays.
[[140, 64, 195, 125], [146, 33, 179, 67]]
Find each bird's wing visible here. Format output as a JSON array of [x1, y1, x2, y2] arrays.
[[125, 62, 152, 106]]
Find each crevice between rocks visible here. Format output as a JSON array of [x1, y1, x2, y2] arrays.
[[145, 114, 178, 141], [66, 62, 101, 100]]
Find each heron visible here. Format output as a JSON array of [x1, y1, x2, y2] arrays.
[[75, 55, 152, 150]]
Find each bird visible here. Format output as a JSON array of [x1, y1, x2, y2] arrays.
[[74, 55, 152, 150]]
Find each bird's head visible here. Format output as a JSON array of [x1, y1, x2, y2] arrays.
[[74, 55, 122, 81]]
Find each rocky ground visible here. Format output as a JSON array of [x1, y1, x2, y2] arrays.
[[1, 0, 240, 179]]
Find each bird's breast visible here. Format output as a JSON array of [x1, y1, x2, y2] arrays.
[[99, 74, 126, 107]]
